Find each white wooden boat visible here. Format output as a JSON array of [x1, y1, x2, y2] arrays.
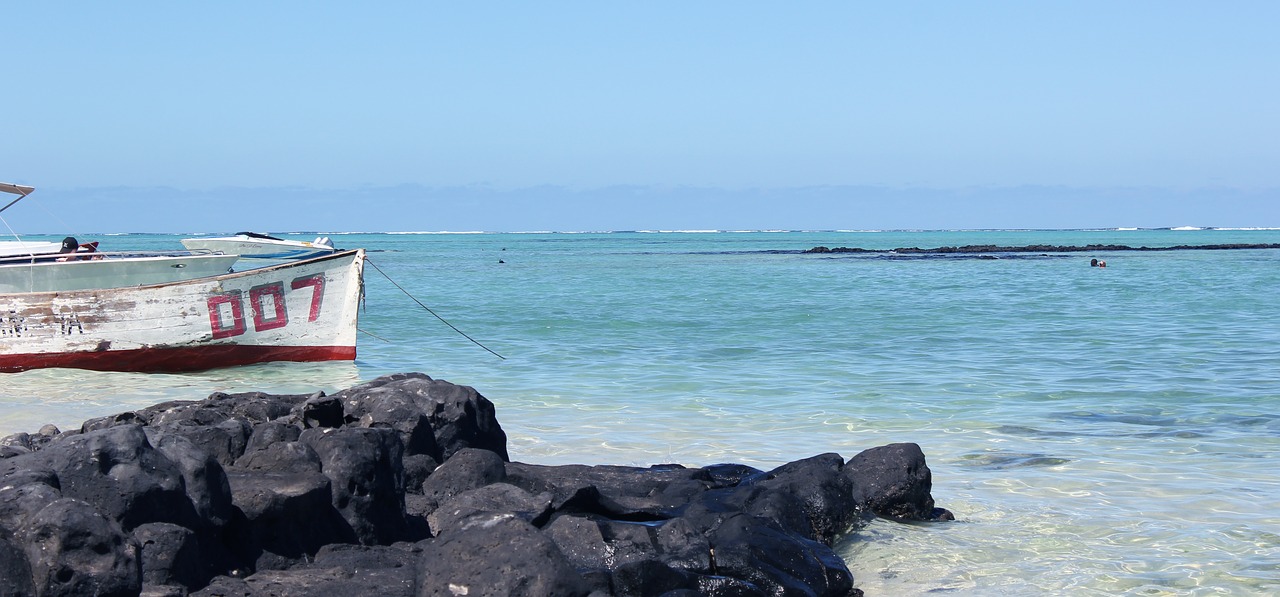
[[181, 233, 338, 261], [0, 248, 366, 372]]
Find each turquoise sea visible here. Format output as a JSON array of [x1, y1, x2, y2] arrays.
[[3, 228, 1279, 595]]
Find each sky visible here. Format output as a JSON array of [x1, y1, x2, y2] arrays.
[[3, 2, 1278, 232]]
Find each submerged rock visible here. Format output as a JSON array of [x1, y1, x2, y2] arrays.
[[0, 372, 951, 596], [805, 242, 1280, 254]]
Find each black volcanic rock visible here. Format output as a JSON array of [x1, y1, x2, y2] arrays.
[[426, 482, 554, 536], [415, 514, 589, 597], [11, 425, 195, 531], [0, 373, 951, 596], [243, 421, 302, 453], [14, 497, 140, 597], [504, 462, 716, 520], [233, 441, 323, 474], [192, 544, 420, 597], [419, 447, 507, 505], [0, 535, 37, 596], [144, 430, 235, 530], [299, 393, 346, 429], [332, 373, 508, 462], [133, 521, 207, 589], [300, 426, 407, 546], [846, 442, 954, 522], [697, 509, 854, 596], [742, 452, 865, 544]]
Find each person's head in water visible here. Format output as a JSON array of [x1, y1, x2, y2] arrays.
[[1090, 258, 1099, 267]]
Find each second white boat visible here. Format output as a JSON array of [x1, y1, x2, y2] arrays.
[[181, 232, 338, 261]]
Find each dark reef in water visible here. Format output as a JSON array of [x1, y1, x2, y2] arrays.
[[0, 373, 950, 596], [805, 243, 1280, 254]]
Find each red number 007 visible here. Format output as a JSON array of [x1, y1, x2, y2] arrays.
[[207, 274, 325, 339]]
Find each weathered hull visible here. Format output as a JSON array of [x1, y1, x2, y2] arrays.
[[0, 249, 365, 373]]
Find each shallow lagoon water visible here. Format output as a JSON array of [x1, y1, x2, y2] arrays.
[[3, 229, 1278, 595]]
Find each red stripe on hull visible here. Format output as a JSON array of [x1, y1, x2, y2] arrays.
[[0, 345, 355, 373]]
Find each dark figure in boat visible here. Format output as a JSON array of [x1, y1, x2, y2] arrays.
[[56, 237, 100, 261]]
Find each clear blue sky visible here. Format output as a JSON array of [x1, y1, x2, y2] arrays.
[[4, 2, 1277, 232]]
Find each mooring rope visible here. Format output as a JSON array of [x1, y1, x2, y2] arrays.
[[365, 257, 506, 360], [357, 327, 391, 342]]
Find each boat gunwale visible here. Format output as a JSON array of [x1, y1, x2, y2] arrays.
[[0, 248, 364, 299], [0, 250, 237, 267]]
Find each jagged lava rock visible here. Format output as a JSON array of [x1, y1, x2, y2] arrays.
[[332, 372, 508, 462]]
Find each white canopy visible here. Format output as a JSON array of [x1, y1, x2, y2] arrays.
[[0, 182, 35, 196]]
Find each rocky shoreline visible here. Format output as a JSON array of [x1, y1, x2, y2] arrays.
[[0, 373, 952, 596]]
